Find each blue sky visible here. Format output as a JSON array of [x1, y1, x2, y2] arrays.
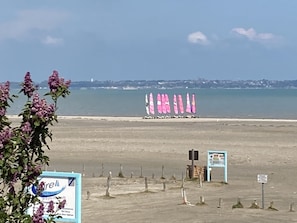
[[1, 1, 297, 82]]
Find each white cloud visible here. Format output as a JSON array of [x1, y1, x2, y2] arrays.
[[231, 27, 279, 43], [0, 9, 68, 42], [187, 31, 209, 45], [42, 36, 63, 45]]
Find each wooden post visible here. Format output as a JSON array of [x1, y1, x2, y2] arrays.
[[100, 163, 104, 177], [289, 202, 295, 212], [161, 165, 165, 179], [217, 198, 222, 208], [191, 149, 194, 179], [82, 163, 85, 177], [199, 172, 203, 188], [140, 166, 143, 178], [181, 172, 185, 188], [118, 164, 124, 178], [181, 188, 188, 204], [106, 171, 112, 197], [145, 177, 148, 192], [163, 182, 166, 191], [200, 196, 205, 204], [86, 191, 90, 200]]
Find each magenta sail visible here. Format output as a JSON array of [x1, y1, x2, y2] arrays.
[[165, 94, 171, 114], [157, 93, 162, 114], [161, 94, 166, 114], [178, 94, 184, 114], [191, 93, 196, 114], [173, 94, 178, 115], [149, 93, 155, 115], [186, 93, 191, 113]]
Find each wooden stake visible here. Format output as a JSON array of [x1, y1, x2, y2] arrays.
[[200, 196, 205, 204], [118, 164, 124, 178], [161, 165, 165, 179], [181, 188, 189, 204], [217, 198, 222, 208], [289, 202, 295, 212], [100, 163, 104, 177], [82, 164, 85, 177], [106, 171, 112, 197], [140, 166, 143, 178], [163, 182, 166, 191], [181, 172, 185, 188], [145, 177, 148, 192], [199, 173, 203, 188]]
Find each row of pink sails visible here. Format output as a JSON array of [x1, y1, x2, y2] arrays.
[[145, 93, 197, 117]]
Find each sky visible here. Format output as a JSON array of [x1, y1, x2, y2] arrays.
[[1, 1, 297, 82]]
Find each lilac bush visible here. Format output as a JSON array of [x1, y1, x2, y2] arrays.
[[0, 71, 71, 222]]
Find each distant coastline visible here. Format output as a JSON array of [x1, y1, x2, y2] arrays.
[[6, 79, 297, 90]]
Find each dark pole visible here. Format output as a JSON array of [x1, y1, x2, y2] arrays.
[[261, 183, 265, 209], [191, 149, 194, 179]]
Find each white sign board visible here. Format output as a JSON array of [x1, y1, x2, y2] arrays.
[[28, 171, 81, 223], [257, 174, 268, 184]]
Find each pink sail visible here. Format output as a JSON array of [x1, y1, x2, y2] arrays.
[[178, 94, 184, 114], [186, 93, 191, 113], [157, 93, 162, 114], [173, 94, 178, 115], [191, 93, 196, 114], [161, 94, 166, 114], [149, 93, 155, 115], [165, 94, 171, 114]]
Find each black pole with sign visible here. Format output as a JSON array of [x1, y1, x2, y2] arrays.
[[188, 149, 199, 179], [261, 183, 264, 209], [257, 174, 268, 209], [191, 149, 194, 178]]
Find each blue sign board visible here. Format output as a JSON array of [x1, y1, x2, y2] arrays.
[[207, 150, 228, 183]]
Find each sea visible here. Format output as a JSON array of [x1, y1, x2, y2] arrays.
[[6, 88, 297, 119]]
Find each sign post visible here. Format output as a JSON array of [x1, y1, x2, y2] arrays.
[[207, 150, 227, 183], [257, 174, 268, 209], [189, 149, 199, 178]]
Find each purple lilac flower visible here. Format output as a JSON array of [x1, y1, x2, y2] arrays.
[[0, 126, 13, 148], [24, 165, 42, 186], [48, 70, 59, 93], [8, 183, 16, 195], [21, 72, 36, 98], [0, 81, 10, 103], [48, 70, 71, 94], [11, 172, 19, 183], [58, 199, 66, 209], [0, 107, 6, 116], [0, 81, 10, 116], [31, 93, 55, 120], [47, 200, 55, 213], [21, 121, 32, 134], [32, 203, 45, 223], [37, 181, 45, 193]]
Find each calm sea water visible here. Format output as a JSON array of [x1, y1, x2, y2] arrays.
[[7, 88, 297, 119]]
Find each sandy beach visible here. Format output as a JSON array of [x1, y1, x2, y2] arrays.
[[16, 116, 297, 222]]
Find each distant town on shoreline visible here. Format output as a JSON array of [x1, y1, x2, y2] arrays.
[[8, 79, 297, 90]]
